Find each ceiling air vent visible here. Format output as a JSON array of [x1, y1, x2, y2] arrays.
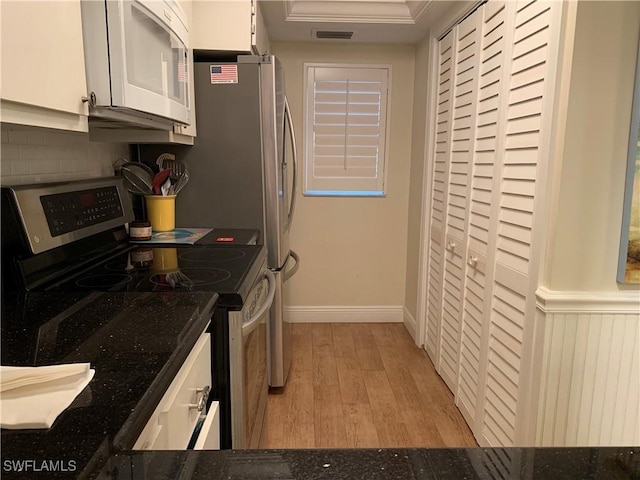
[[315, 30, 354, 40]]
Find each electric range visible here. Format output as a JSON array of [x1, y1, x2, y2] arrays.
[[46, 244, 265, 309], [1, 177, 271, 460]]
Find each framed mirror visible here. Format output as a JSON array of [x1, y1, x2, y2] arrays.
[[618, 39, 640, 284]]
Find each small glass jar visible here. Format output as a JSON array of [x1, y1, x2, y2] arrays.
[[129, 220, 152, 241]]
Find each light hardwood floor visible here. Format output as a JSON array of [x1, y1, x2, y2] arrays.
[[259, 323, 478, 449]]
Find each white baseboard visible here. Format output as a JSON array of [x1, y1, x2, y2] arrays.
[[285, 305, 404, 323], [403, 307, 417, 342]]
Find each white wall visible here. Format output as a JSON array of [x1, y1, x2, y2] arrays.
[[272, 42, 415, 311], [1, 124, 127, 186], [404, 34, 431, 321], [533, 0, 640, 447], [544, 1, 640, 292]]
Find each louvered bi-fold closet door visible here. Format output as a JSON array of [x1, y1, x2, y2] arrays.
[[456, 0, 509, 430], [425, 31, 454, 364], [480, 0, 561, 447], [438, 12, 482, 394]]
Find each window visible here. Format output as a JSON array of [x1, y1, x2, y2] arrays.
[[303, 64, 390, 196]]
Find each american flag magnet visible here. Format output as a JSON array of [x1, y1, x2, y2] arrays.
[[210, 65, 238, 84]]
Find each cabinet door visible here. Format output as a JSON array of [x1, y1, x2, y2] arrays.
[[193, 402, 220, 450], [254, 1, 271, 54], [191, 1, 253, 51], [0, 0, 88, 131]]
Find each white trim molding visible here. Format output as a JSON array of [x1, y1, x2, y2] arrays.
[[534, 287, 640, 446], [403, 307, 417, 343], [284, 0, 422, 24], [285, 305, 404, 324], [536, 286, 640, 314]]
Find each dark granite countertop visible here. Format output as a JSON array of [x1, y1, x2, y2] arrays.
[[1, 289, 217, 479], [1, 248, 638, 480], [98, 447, 640, 479], [2, 288, 638, 480]]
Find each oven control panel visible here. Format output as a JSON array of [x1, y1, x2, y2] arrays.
[[41, 186, 123, 237], [3, 177, 134, 255]]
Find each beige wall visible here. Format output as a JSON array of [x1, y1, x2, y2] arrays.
[[544, 1, 640, 291], [404, 34, 431, 319], [272, 42, 415, 307]]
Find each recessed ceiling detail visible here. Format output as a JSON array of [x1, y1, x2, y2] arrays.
[[259, 0, 464, 45], [284, 0, 434, 25]]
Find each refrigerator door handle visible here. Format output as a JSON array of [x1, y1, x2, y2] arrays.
[[283, 250, 300, 282], [284, 96, 298, 232]]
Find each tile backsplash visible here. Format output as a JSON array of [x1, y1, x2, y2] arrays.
[[0, 124, 129, 185]]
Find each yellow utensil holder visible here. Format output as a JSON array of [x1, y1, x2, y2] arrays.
[[145, 195, 176, 232], [151, 248, 179, 274]]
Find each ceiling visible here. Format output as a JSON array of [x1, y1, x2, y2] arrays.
[[259, 0, 467, 45]]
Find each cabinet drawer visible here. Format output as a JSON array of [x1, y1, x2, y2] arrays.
[[193, 401, 220, 450], [134, 331, 212, 450]]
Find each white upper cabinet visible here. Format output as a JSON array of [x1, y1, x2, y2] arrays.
[[191, 0, 270, 54], [1, 1, 89, 132]]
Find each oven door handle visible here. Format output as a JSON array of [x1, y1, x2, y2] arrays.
[[242, 269, 276, 336]]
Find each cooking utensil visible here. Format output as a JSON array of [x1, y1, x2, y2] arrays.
[[152, 169, 172, 195], [166, 270, 194, 290], [156, 153, 175, 171], [161, 178, 171, 196], [119, 162, 154, 195], [172, 169, 190, 195], [168, 160, 185, 181], [164, 160, 186, 190]]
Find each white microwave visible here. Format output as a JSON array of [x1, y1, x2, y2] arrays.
[[81, 0, 191, 130]]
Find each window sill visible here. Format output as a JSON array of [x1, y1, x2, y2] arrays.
[[303, 190, 386, 198]]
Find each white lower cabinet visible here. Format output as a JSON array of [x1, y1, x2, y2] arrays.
[[424, 0, 564, 447], [134, 330, 218, 450], [192, 403, 220, 450]]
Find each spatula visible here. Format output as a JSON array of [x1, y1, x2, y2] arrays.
[[152, 169, 172, 195]]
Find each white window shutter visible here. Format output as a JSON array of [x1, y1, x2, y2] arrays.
[[304, 65, 389, 195]]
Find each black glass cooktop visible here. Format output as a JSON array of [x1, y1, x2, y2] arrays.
[[49, 245, 266, 308]]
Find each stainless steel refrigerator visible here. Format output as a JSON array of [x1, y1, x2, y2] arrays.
[[139, 55, 298, 388]]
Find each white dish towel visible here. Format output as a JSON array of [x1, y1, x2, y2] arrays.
[[0, 364, 95, 429]]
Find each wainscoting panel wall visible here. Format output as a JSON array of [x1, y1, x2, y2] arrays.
[[535, 289, 640, 446]]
